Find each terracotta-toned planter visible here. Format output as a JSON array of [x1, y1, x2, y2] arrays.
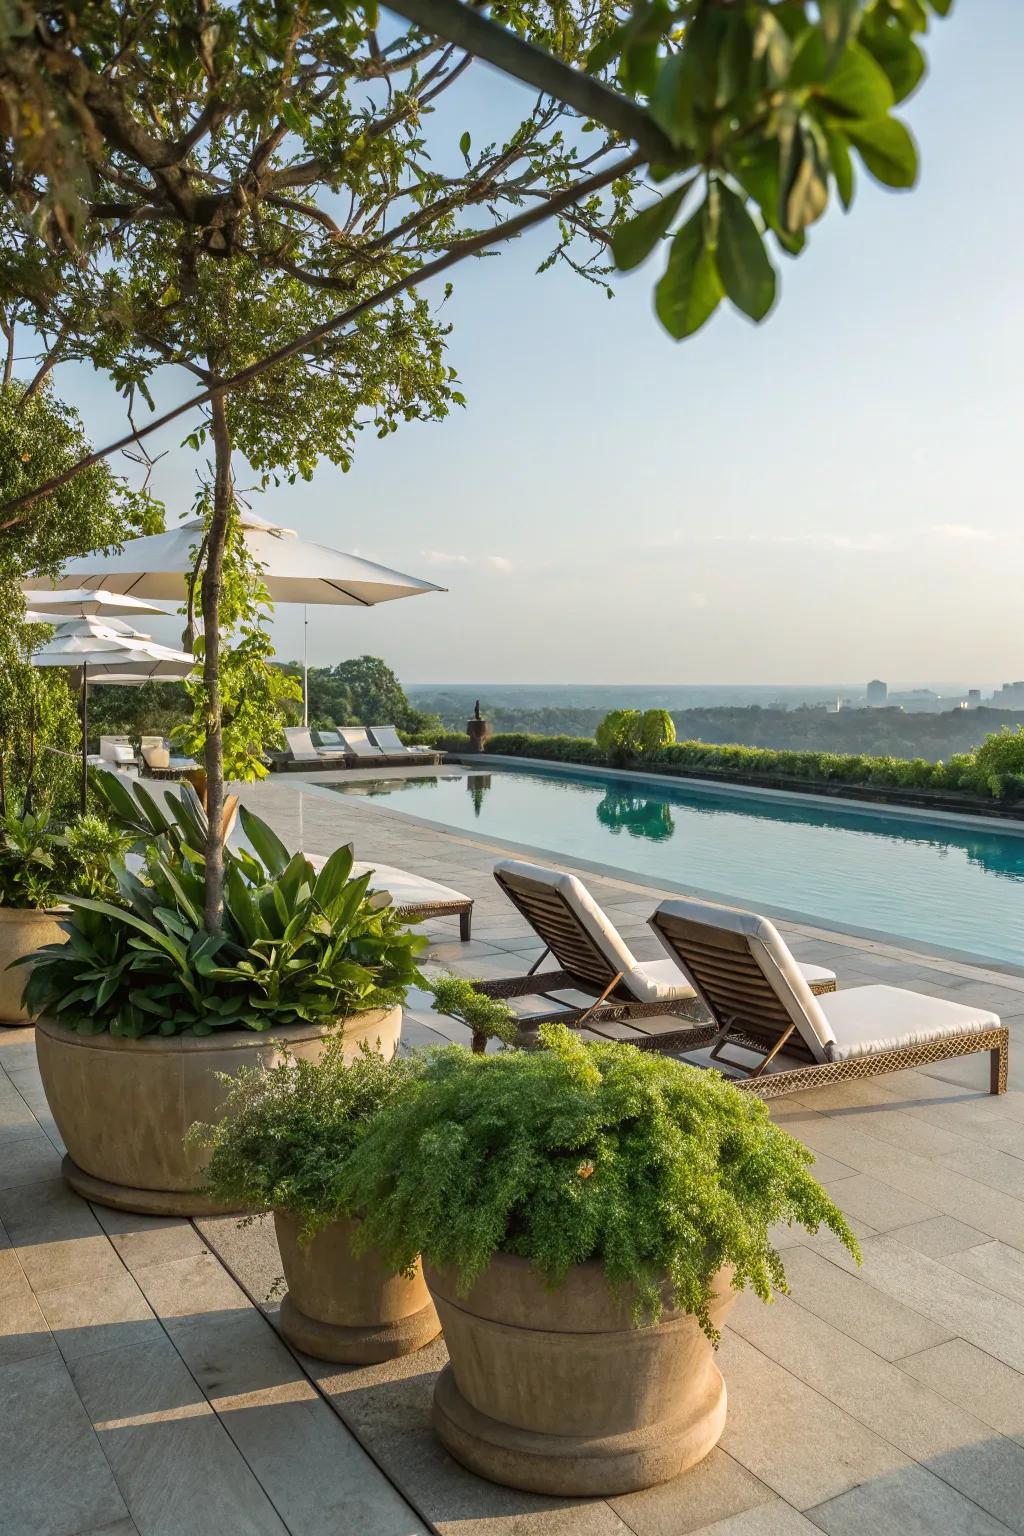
[[426, 1252, 736, 1496], [0, 907, 68, 1028], [34, 1006, 402, 1216], [275, 1212, 440, 1364]]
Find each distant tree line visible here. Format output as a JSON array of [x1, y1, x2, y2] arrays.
[[415, 698, 1024, 765]]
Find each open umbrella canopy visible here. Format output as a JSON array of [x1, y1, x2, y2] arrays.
[[32, 616, 195, 681], [50, 512, 445, 607], [21, 588, 171, 619]]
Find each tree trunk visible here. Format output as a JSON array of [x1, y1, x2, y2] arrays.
[[202, 389, 232, 933]]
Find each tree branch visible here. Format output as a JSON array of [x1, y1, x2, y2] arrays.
[[0, 150, 642, 527]]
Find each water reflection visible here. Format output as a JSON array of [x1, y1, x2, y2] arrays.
[[595, 791, 676, 842], [467, 774, 492, 818]]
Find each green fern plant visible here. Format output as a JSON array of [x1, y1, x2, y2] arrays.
[[341, 1025, 859, 1338]]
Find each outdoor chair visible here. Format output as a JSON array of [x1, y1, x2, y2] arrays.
[[473, 859, 837, 1037], [98, 735, 137, 768], [283, 726, 347, 765], [649, 897, 1008, 1099], [314, 729, 349, 754], [337, 726, 394, 762], [369, 725, 442, 765]]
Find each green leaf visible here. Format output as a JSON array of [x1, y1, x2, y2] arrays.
[[846, 117, 918, 188], [860, 18, 926, 103], [818, 43, 895, 119], [459, 130, 471, 158], [779, 113, 831, 231], [238, 806, 291, 875], [653, 204, 724, 340], [714, 184, 777, 322], [649, 50, 698, 149], [824, 126, 855, 209], [313, 842, 356, 911], [612, 180, 693, 272]]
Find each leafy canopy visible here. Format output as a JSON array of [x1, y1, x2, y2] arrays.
[[0, 805, 128, 909], [189, 1038, 418, 1240], [341, 1024, 859, 1336]]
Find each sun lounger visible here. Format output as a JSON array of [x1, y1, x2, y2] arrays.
[[473, 860, 836, 1036], [337, 726, 391, 761], [649, 897, 1008, 1099], [284, 726, 346, 764], [369, 725, 442, 765]]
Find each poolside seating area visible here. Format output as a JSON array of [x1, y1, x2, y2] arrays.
[[281, 723, 443, 770]]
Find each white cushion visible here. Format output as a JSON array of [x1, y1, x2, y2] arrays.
[[495, 859, 639, 980], [353, 861, 468, 906], [819, 985, 1000, 1062], [629, 956, 835, 1007]]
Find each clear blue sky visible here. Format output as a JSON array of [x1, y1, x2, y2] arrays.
[[47, 3, 1024, 688]]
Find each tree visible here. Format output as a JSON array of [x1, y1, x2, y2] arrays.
[[0, 2, 633, 931], [0, 380, 162, 814]]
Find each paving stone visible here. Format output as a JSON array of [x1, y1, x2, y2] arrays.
[[0, 1122, 63, 1189], [777, 1245, 953, 1360], [35, 1263, 162, 1363], [0, 1177, 126, 1293], [69, 1337, 288, 1536], [691, 1504, 824, 1535], [806, 1460, 1014, 1536], [818, 1171, 938, 1232], [609, 1449, 775, 1535], [886, 1215, 988, 1257], [0, 1353, 129, 1536], [91, 1207, 209, 1274], [0, 1243, 56, 1365], [897, 1338, 1024, 1446]]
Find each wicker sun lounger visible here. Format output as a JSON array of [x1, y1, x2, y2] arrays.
[[648, 897, 1008, 1100], [472, 860, 836, 1037]]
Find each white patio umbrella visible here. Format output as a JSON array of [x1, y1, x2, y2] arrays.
[[22, 589, 171, 620], [45, 512, 445, 728], [32, 618, 195, 812]]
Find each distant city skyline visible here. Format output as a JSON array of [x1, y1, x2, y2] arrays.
[[35, 2, 1024, 685]]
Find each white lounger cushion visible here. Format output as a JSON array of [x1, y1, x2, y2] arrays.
[[339, 728, 384, 757], [352, 861, 467, 907], [819, 986, 999, 1062], [369, 726, 411, 754]]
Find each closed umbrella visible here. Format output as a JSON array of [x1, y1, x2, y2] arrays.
[[32, 618, 195, 811]]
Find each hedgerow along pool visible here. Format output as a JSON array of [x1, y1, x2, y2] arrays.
[[325, 763, 1024, 966]]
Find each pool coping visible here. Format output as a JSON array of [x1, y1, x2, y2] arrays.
[[287, 774, 1024, 982]]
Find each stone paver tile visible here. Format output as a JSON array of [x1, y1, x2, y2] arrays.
[[0, 1124, 64, 1188], [131, 1248, 250, 1320], [818, 1172, 937, 1233], [0, 1243, 57, 1365], [370, 1427, 633, 1536], [609, 1448, 775, 1535], [887, 1215, 988, 1258], [715, 1332, 908, 1510], [839, 1235, 1024, 1374], [71, 1522, 140, 1535], [36, 1264, 163, 1362], [778, 1246, 953, 1360], [944, 1241, 1024, 1306], [897, 1339, 1024, 1446], [691, 1504, 824, 1535], [69, 1337, 287, 1536], [0, 1353, 129, 1536], [0, 1037, 40, 1072], [934, 1144, 1024, 1201], [91, 1207, 208, 1274], [727, 1287, 1024, 1533], [806, 1460, 1015, 1536], [0, 1077, 38, 1130], [0, 1177, 126, 1293]]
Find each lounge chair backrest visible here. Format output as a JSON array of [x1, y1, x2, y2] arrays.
[[369, 725, 407, 753], [284, 726, 321, 761], [649, 898, 835, 1063], [338, 727, 383, 757], [317, 729, 343, 748], [140, 735, 165, 749], [493, 859, 639, 997], [99, 735, 134, 765]]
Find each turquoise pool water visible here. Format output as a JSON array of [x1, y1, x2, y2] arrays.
[[328, 765, 1024, 965]]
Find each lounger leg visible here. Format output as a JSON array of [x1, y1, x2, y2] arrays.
[[991, 1032, 1009, 1095], [459, 908, 472, 942]]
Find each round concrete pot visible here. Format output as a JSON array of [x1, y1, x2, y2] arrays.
[[275, 1212, 440, 1364], [0, 907, 68, 1028], [426, 1252, 736, 1497], [34, 1006, 402, 1216]]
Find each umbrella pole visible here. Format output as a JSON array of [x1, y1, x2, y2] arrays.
[[80, 660, 89, 814], [303, 605, 309, 728]]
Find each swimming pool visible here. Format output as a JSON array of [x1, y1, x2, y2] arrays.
[[325, 764, 1024, 966]]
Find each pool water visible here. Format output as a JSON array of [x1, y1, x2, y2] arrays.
[[328, 765, 1024, 966]]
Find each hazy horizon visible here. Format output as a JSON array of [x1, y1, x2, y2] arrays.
[[33, 2, 1024, 687]]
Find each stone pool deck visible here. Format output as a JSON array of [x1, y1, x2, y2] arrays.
[[4, 767, 1024, 1535]]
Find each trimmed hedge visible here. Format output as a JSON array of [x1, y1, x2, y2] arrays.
[[476, 731, 1024, 806]]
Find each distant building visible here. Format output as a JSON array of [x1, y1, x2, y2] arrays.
[[888, 688, 942, 714], [967, 689, 981, 709], [991, 681, 1024, 710], [866, 679, 888, 708]]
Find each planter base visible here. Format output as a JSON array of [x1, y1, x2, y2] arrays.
[[61, 1155, 231, 1217], [432, 1361, 728, 1498], [278, 1290, 440, 1365]]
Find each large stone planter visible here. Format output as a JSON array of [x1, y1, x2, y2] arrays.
[[426, 1252, 736, 1496], [276, 1212, 440, 1364], [0, 907, 68, 1028], [35, 1006, 402, 1216]]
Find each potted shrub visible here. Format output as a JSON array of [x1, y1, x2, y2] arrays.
[[342, 1026, 859, 1497], [23, 809, 426, 1215], [190, 1038, 440, 1363], [0, 806, 128, 1027]]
